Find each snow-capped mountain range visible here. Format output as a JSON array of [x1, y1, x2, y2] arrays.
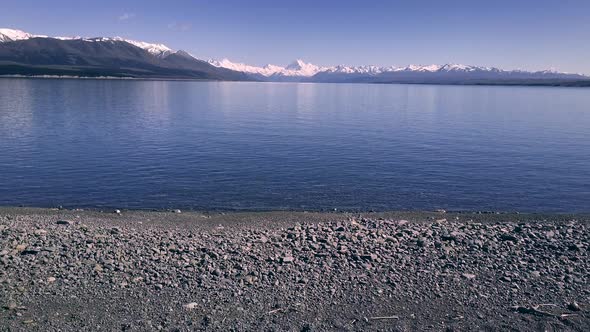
[[207, 58, 326, 77], [0, 28, 172, 57], [1, 28, 588, 85], [207, 58, 583, 81], [0, 28, 248, 80]]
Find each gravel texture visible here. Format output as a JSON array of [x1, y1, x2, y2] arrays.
[[0, 208, 589, 331]]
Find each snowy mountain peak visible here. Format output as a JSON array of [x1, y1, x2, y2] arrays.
[[174, 50, 196, 59], [207, 58, 327, 77], [207, 58, 281, 76], [122, 39, 172, 57], [0, 28, 45, 42], [283, 59, 324, 76], [285, 59, 308, 70]]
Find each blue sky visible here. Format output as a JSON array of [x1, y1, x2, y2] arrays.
[[2, 0, 589, 73]]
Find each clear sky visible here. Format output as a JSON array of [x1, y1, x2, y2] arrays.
[[2, 0, 589, 74]]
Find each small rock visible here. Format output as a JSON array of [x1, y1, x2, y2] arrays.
[[20, 249, 39, 255], [114, 209, 122, 214], [94, 264, 104, 272], [301, 323, 313, 332], [567, 301, 581, 311], [184, 302, 198, 310], [462, 273, 476, 280], [361, 254, 378, 261], [417, 238, 430, 247], [15, 244, 27, 252], [500, 234, 518, 242], [441, 234, 456, 242], [56, 220, 73, 225], [282, 256, 295, 263], [173, 209, 182, 214], [568, 244, 582, 251], [3, 302, 17, 310], [397, 220, 409, 226], [47, 277, 56, 283]]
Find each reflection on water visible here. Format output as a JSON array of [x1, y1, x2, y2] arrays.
[[0, 79, 589, 212]]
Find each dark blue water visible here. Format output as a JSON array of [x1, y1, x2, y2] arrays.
[[1, 78, 589, 212]]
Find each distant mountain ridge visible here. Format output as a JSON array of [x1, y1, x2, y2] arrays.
[[0, 28, 249, 80], [208, 58, 589, 84], [1, 28, 589, 86]]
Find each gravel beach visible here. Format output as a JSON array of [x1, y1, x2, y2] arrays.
[[0, 207, 589, 331]]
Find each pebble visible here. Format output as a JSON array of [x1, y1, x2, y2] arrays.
[[500, 234, 518, 242], [281, 256, 295, 263], [184, 302, 198, 310], [567, 301, 581, 311], [361, 254, 378, 261], [56, 220, 73, 225]]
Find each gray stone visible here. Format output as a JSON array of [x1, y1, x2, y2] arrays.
[[56, 220, 73, 225], [281, 256, 294, 263]]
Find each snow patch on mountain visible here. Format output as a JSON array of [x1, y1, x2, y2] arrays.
[[64, 37, 173, 57], [122, 39, 172, 57], [0, 28, 173, 57], [283, 59, 326, 76], [207, 58, 284, 76], [0, 28, 46, 42], [208, 58, 327, 77]]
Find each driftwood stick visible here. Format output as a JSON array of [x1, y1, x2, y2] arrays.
[[369, 315, 400, 320]]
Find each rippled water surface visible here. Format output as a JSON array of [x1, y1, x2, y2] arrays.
[[1, 79, 589, 212]]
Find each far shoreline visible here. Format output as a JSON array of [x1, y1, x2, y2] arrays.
[[2, 75, 590, 88]]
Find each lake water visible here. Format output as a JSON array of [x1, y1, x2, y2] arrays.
[[0, 79, 589, 212]]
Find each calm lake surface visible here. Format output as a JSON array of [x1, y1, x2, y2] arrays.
[[1, 79, 589, 212]]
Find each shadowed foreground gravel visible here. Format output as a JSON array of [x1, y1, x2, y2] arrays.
[[0, 208, 589, 331]]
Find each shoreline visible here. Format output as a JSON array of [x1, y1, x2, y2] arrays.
[[2, 205, 589, 216], [1, 207, 588, 330], [2, 75, 590, 88]]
